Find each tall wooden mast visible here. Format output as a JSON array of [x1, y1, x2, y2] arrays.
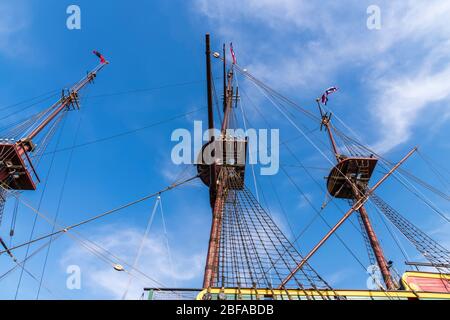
[[0, 61, 108, 192], [23, 62, 108, 144], [202, 34, 236, 288], [283, 100, 397, 289], [202, 33, 220, 288], [318, 105, 395, 289]]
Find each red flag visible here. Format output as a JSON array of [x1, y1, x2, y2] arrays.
[[230, 43, 237, 65], [93, 50, 106, 64], [321, 86, 338, 105]]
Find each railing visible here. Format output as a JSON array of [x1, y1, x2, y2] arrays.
[[144, 288, 203, 300]]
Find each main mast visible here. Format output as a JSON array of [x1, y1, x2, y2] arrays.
[[201, 33, 236, 289], [200, 34, 244, 289]]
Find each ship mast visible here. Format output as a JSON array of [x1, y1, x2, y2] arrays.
[[0, 61, 108, 192], [317, 101, 395, 289], [191, 41, 449, 296], [202, 34, 235, 289], [23, 62, 108, 144], [279, 98, 417, 288]]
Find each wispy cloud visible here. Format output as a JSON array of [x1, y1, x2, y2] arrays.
[[60, 225, 204, 299], [297, 192, 313, 209], [0, 2, 29, 58], [429, 222, 450, 250], [194, 0, 450, 153], [326, 268, 353, 287]]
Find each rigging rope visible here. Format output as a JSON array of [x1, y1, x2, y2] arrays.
[[331, 128, 450, 202], [14, 113, 67, 299], [369, 193, 450, 272], [0, 175, 199, 298], [279, 165, 367, 271], [236, 64, 450, 217], [0, 89, 59, 112], [40, 107, 206, 157], [0, 175, 199, 255], [1, 235, 62, 299], [0, 92, 59, 124], [417, 149, 450, 192], [210, 167, 332, 291], [85, 78, 214, 100], [235, 65, 450, 274], [385, 164, 450, 224], [235, 75, 261, 203], [246, 72, 371, 204], [355, 212, 376, 266], [36, 112, 83, 299], [239, 81, 367, 239], [236, 82, 369, 278], [2, 87, 192, 296], [0, 187, 6, 227], [0, 234, 63, 282], [9, 196, 20, 242], [367, 201, 414, 267], [122, 196, 160, 300], [159, 196, 177, 288]]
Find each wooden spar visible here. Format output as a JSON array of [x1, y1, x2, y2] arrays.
[[317, 100, 339, 161], [205, 34, 214, 136], [347, 167, 395, 289], [221, 70, 233, 133], [315, 100, 396, 289], [0, 60, 108, 192], [405, 261, 450, 268], [358, 204, 395, 289], [203, 183, 224, 288], [205, 34, 217, 209], [24, 62, 108, 143], [202, 33, 218, 286], [279, 147, 417, 288], [223, 43, 226, 112], [202, 37, 235, 288], [324, 120, 339, 161]]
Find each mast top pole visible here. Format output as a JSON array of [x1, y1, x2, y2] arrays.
[[205, 33, 214, 137], [23, 62, 108, 144], [316, 99, 340, 161]]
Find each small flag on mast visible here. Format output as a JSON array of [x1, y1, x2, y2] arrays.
[[93, 50, 106, 64], [320, 86, 338, 105], [230, 42, 237, 65]]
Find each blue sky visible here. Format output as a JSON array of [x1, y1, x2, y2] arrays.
[[0, 0, 449, 299]]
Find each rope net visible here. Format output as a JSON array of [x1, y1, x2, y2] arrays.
[[370, 193, 450, 272], [0, 188, 6, 226], [209, 166, 331, 290]]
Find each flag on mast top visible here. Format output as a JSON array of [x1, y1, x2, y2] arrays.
[[230, 42, 237, 65], [321, 86, 338, 105], [93, 50, 107, 64]]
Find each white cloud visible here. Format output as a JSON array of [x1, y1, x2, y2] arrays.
[[61, 225, 204, 299], [194, 0, 450, 153], [429, 223, 450, 251], [297, 192, 313, 209], [371, 55, 450, 151], [0, 2, 29, 58], [326, 268, 353, 287]]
